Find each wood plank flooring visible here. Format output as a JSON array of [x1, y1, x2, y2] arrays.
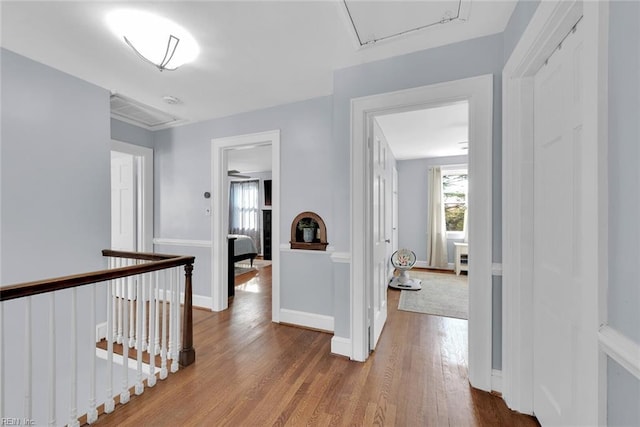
[[91, 265, 538, 426]]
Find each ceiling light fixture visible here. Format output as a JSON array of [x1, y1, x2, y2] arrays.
[[106, 9, 199, 72]]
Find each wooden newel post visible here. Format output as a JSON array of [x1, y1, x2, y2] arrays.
[[179, 263, 196, 366]]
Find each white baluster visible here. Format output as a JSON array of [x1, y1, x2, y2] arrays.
[[175, 268, 182, 371], [147, 272, 157, 387], [69, 289, 79, 427], [141, 270, 148, 352], [48, 293, 56, 427], [153, 272, 161, 356], [117, 259, 123, 344], [167, 268, 174, 361], [105, 280, 115, 414], [128, 260, 135, 348], [160, 269, 168, 380], [24, 297, 32, 419], [135, 272, 144, 396], [110, 258, 117, 343], [170, 268, 179, 373], [87, 286, 98, 424], [120, 289, 130, 404], [0, 299, 4, 419]]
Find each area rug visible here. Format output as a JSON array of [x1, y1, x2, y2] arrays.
[[234, 259, 271, 276], [234, 265, 257, 276], [397, 271, 468, 320]]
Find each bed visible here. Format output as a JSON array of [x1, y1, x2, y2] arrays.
[[227, 234, 258, 298], [228, 234, 258, 266]]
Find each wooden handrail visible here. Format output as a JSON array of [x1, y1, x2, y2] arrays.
[[0, 251, 195, 301], [0, 250, 196, 368]]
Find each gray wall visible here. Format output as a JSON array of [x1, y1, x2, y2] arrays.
[[331, 34, 504, 367], [153, 96, 334, 305], [396, 155, 468, 263], [111, 118, 155, 149], [607, 1, 640, 425], [1, 48, 111, 423], [1, 48, 111, 283]]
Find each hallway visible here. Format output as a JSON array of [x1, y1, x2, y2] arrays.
[[94, 265, 538, 426]]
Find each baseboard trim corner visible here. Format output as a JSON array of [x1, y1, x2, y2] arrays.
[[279, 308, 334, 333], [331, 336, 351, 358]]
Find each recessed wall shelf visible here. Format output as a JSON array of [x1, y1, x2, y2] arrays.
[[290, 211, 328, 251]]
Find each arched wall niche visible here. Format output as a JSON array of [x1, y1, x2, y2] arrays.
[[290, 211, 328, 251]]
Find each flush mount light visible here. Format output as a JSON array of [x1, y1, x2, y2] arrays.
[[107, 9, 199, 71]]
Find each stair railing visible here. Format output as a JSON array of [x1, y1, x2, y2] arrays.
[[0, 250, 195, 426]]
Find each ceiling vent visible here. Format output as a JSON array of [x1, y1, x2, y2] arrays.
[[110, 93, 184, 130]]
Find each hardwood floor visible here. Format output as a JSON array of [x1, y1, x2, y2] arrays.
[[92, 265, 538, 426]]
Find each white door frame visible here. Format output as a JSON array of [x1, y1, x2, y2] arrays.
[[502, 0, 608, 420], [111, 140, 154, 252], [350, 75, 494, 392], [211, 130, 280, 316]]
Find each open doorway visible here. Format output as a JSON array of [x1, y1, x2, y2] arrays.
[[211, 131, 280, 318], [375, 101, 470, 319], [350, 75, 493, 392], [227, 145, 273, 291], [110, 140, 153, 252]]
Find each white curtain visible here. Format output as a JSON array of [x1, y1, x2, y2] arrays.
[[427, 167, 448, 268], [229, 179, 261, 253]]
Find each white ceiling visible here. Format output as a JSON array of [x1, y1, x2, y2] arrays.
[[227, 144, 272, 174], [375, 101, 469, 160], [0, 1, 516, 128]]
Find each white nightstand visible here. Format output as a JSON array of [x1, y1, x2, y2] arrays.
[[454, 242, 469, 275]]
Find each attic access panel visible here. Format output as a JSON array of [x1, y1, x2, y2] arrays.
[[343, 0, 469, 47]]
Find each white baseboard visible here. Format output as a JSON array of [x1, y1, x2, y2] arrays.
[[192, 294, 213, 310], [155, 289, 212, 310], [279, 308, 334, 332], [492, 369, 502, 393], [331, 336, 351, 358], [414, 260, 454, 271]]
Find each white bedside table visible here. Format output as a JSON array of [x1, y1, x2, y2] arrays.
[[454, 242, 469, 275]]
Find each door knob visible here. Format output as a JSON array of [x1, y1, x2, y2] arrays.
[[385, 239, 391, 243]]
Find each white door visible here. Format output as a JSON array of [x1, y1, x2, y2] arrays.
[[533, 21, 585, 425], [111, 151, 137, 251], [370, 122, 390, 349]]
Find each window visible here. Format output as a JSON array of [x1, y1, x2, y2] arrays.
[[442, 170, 468, 233], [229, 179, 261, 252]]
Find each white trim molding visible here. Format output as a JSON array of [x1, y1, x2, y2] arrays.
[[599, 326, 640, 381], [279, 309, 334, 333], [153, 238, 212, 248], [279, 244, 336, 254], [331, 336, 352, 357], [350, 74, 494, 392], [502, 0, 609, 422], [330, 252, 351, 264], [492, 369, 503, 394]]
